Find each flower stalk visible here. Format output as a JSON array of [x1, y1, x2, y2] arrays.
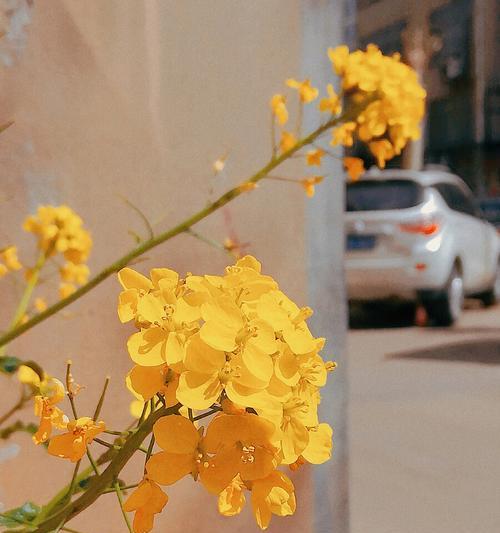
[[0, 112, 350, 353]]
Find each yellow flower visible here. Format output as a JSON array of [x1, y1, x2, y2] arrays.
[[18, 365, 43, 387], [1, 246, 22, 271], [218, 475, 246, 517], [331, 122, 357, 147], [117, 267, 154, 323], [126, 364, 178, 407], [60, 262, 90, 285], [251, 470, 296, 530], [343, 157, 365, 181], [124, 270, 200, 368], [286, 78, 318, 103], [369, 139, 395, 168], [325, 44, 425, 164], [176, 332, 273, 410], [256, 291, 317, 354], [327, 44, 350, 75], [279, 131, 297, 153], [270, 94, 288, 125], [306, 148, 325, 167], [301, 423, 333, 464], [202, 414, 280, 493], [319, 84, 341, 115], [32, 377, 67, 445], [123, 479, 168, 533], [146, 415, 222, 491], [301, 176, 324, 198], [23, 205, 92, 264], [0, 263, 7, 278], [48, 417, 105, 461], [59, 282, 76, 299], [34, 297, 48, 312]]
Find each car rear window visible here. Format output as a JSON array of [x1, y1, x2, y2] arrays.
[[346, 179, 423, 211]]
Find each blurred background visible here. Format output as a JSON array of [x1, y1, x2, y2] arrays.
[[0, 1, 498, 533]]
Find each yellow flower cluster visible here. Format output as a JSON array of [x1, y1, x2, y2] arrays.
[[328, 44, 426, 167], [0, 245, 22, 277], [119, 255, 334, 531], [23, 205, 92, 298]]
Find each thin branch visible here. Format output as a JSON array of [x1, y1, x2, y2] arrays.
[[185, 229, 225, 252], [114, 481, 133, 533], [86, 450, 100, 476], [101, 483, 138, 495], [118, 194, 154, 241], [192, 406, 222, 421], [144, 434, 155, 472], [0, 107, 367, 354], [67, 460, 82, 502], [93, 438, 114, 449], [92, 377, 109, 420]]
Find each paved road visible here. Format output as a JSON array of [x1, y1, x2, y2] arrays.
[[349, 303, 500, 533]]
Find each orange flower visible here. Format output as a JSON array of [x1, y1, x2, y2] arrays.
[[369, 139, 395, 168], [32, 378, 67, 445], [301, 176, 324, 198], [48, 417, 105, 462], [285, 79, 318, 103], [306, 149, 325, 167], [270, 94, 288, 125], [123, 479, 168, 533], [280, 131, 297, 153], [343, 157, 365, 181], [202, 414, 280, 493], [251, 470, 296, 530], [126, 364, 178, 406], [331, 122, 357, 147]]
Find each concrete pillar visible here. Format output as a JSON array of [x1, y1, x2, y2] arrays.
[[302, 1, 349, 532]]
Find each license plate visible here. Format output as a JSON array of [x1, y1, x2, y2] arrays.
[[346, 234, 376, 250]]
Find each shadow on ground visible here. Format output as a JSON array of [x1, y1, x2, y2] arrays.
[[387, 338, 500, 365], [349, 302, 416, 329]]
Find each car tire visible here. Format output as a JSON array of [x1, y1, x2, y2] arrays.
[[421, 265, 464, 326], [478, 261, 500, 307]]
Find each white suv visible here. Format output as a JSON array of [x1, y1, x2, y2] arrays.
[[345, 169, 500, 325]]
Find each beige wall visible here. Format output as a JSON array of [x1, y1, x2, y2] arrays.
[[0, 1, 327, 531]]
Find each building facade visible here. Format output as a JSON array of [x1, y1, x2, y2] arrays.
[[356, 0, 499, 195]]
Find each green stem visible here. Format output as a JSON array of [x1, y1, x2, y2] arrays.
[[101, 483, 138, 495], [0, 113, 346, 352], [30, 405, 178, 533], [86, 450, 100, 476], [0, 251, 46, 357], [113, 481, 133, 533], [92, 377, 109, 420]]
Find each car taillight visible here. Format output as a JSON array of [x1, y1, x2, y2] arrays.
[[399, 219, 440, 236]]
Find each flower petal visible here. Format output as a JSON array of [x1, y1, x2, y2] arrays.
[[118, 268, 152, 291], [127, 329, 167, 366], [153, 415, 199, 454], [146, 451, 194, 485]]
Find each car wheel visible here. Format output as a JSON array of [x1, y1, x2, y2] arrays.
[[478, 261, 500, 307], [422, 265, 464, 326]]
